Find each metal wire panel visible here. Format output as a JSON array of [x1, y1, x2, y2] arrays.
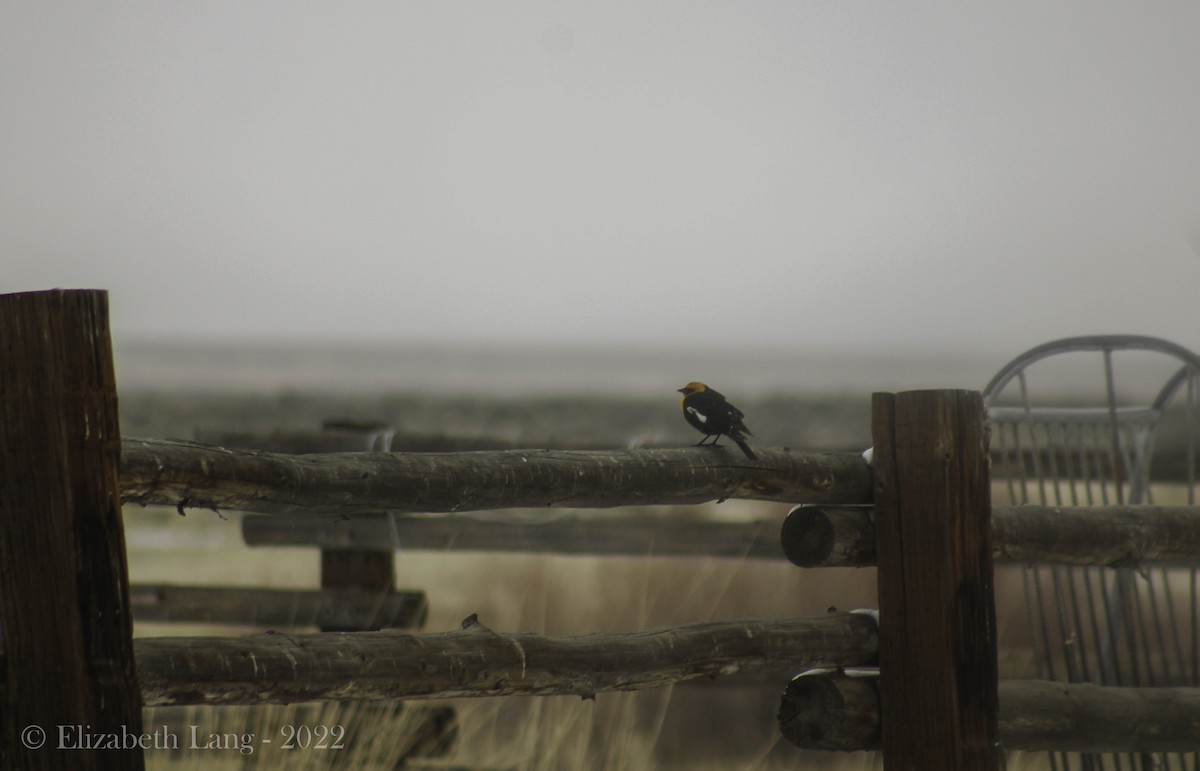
[[985, 336, 1200, 771]]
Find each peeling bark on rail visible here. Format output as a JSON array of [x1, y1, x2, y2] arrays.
[[136, 614, 879, 705], [119, 438, 873, 516]]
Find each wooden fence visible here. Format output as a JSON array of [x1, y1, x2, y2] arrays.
[[4, 289, 1200, 769]]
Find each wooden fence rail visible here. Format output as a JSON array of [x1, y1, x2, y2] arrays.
[[783, 504, 1200, 567], [241, 510, 788, 559], [136, 613, 878, 706], [119, 438, 873, 516], [129, 584, 427, 629], [779, 672, 1200, 753], [242, 502, 1200, 566]]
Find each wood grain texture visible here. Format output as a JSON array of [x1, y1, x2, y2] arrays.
[[120, 439, 874, 516], [779, 504, 1200, 567], [778, 671, 881, 751], [0, 289, 142, 770], [997, 679, 1200, 752], [784, 673, 1200, 753], [780, 506, 876, 567], [871, 390, 1001, 770], [136, 613, 879, 706], [241, 510, 788, 560]]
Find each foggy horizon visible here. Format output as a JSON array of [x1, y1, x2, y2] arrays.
[[111, 334, 1186, 399], [6, 4, 1200, 355]]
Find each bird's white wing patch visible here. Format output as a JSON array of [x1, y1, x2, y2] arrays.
[[686, 406, 707, 423]]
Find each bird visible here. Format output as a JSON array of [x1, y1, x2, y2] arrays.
[[677, 382, 758, 460]]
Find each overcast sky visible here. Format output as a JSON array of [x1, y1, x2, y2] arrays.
[[4, 2, 1200, 356]]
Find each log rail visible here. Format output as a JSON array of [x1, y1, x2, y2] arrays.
[[779, 672, 1200, 753], [137, 614, 879, 706], [119, 438, 873, 516], [782, 504, 1200, 568]]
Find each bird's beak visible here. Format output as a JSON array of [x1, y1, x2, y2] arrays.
[[676, 387, 687, 394]]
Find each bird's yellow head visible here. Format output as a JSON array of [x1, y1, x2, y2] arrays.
[[677, 382, 707, 396]]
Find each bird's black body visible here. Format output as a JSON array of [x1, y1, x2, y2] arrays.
[[677, 382, 758, 460]]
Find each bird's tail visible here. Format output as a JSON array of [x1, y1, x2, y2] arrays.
[[733, 434, 758, 461]]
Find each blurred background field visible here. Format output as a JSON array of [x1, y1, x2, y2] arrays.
[[113, 340, 1115, 770]]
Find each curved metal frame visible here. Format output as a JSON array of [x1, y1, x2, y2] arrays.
[[985, 335, 1200, 771], [984, 334, 1200, 405]]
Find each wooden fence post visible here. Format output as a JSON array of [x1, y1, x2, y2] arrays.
[[871, 390, 1000, 769], [311, 423, 403, 633], [0, 290, 143, 770], [319, 550, 395, 631]]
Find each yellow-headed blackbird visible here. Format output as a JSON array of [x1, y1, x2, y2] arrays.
[[677, 382, 758, 460]]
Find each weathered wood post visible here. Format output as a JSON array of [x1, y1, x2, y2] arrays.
[[319, 550, 395, 631], [308, 426, 454, 762], [0, 290, 143, 769], [309, 424, 405, 633], [871, 390, 1000, 769]]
